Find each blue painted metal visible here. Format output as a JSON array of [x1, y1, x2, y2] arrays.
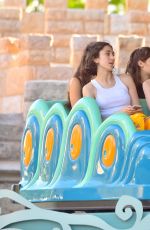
[[37, 114, 63, 185], [53, 110, 91, 186], [20, 102, 68, 193], [0, 189, 150, 229], [20, 115, 40, 188], [18, 97, 150, 204]]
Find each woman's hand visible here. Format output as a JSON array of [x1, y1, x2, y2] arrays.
[[121, 105, 143, 115]]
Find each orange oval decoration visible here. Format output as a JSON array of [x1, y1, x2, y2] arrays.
[[70, 124, 82, 160], [23, 130, 33, 167], [144, 116, 150, 130], [102, 135, 116, 167], [45, 128, 54, 161]]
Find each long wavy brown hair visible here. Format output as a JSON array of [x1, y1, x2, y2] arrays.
[[67, 41, 112, 108], [126, 47, 150, 87]]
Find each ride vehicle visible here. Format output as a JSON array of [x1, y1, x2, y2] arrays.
[[16, 97, 150, 211]]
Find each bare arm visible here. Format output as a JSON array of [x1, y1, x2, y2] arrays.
[[121, 74, 140, 105], [69, 78, 82, 107], [120, 74, 142, 115], [143, 79, 150, 110]]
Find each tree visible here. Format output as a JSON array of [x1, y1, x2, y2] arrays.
[[26, 0, 126, 13], [26, 0, 44, 12], [108, 0, 125, 14], [27, 0, 44, 5]]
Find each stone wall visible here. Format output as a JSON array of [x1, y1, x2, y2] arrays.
[[0, 113, 24, 214], [0, 35, 52, 113], [0, 0, 149, 114]]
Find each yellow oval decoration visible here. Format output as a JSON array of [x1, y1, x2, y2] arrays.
[[45, 128, 54, 161], [130, 112, 146, 131], [102, 135, 116, 167], [70, 124, 82, 160], [23, 130, 33, 167]]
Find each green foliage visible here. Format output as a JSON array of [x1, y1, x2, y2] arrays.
[[108, 0, 125, 14], [68, 0, 84, 9], [27, 0, 32, 5], [68, 0, 126, 11], [39, 0, 44, 4], [26, 0, 126, 13], [109, 0, 125, 5], [26, 0, 44, 12], [27, 0, 44, 6]]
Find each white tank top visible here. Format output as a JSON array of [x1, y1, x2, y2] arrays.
[[91, 76, 131, 120]]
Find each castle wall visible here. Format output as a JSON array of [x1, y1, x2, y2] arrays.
[[0, 0, 149, 114]]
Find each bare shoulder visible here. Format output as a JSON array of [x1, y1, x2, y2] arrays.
[[69, 77, 81, 92], [120, 73, 134, 86], [120, 73, 132, 81], [69, 77, 81, 87], [143, 79, 150, 109], [82, 82, 95, 97], [143, 79, 150, 88], [83, 82, 94, 91]]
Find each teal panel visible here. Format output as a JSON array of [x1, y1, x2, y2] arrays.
[[140, 98, 150, 116], [0, 190, 150, 230], [20, 102, 68, 191], [19, 97, 150, 202]]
